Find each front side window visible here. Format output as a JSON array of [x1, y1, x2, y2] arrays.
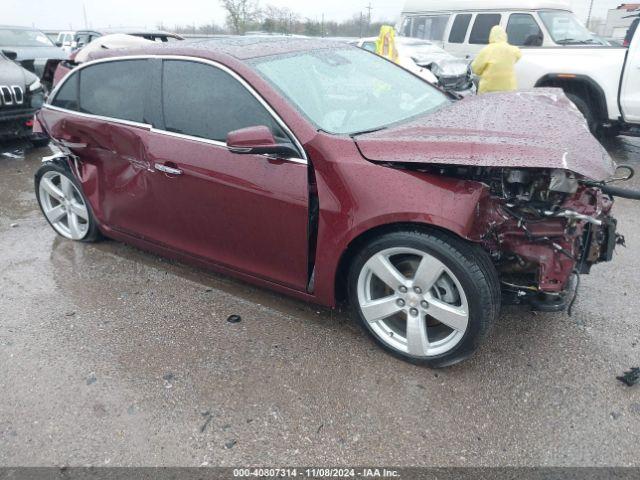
[[410, 15, 450, 41], [253, 48, 450, 135], [79, 59, 150, 123], [507, 13, 543, 46], [161, 60, 284, 142], [539, 10, 602, 45], [449, 14, 472, 43], [469, 14, 502, 44], [75, 33, 91, 47]]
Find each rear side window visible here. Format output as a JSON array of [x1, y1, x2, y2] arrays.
[[449, 14, 472, 43], [161, 60, 284, 142], [411, 15, 450, 41], [507, 13, 543, 46], [51, 73, 79, 111], [79, 60, 150, 123], [469, 14, 502, 44]]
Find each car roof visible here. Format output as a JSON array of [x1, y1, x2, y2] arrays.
[[76, 28, 182, 37], [90, 36, 348, 62]]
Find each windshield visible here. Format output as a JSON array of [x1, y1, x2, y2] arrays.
[[0, 28, 55, 47], [253, 48, 450, 135], [539, 10, 604, 45]]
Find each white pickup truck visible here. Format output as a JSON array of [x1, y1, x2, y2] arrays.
[[397, 1, 639, 137], [517, 25, 640, 137]]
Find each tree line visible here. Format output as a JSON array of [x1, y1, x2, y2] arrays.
[[164, 0, 395, 38]]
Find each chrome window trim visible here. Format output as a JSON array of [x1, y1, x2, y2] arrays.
[[44, 104, 153, 129], [45, 54, 308, 164]]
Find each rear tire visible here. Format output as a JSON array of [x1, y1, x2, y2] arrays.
[[347, 229, 500, 368], [35, 162, 101, 242]]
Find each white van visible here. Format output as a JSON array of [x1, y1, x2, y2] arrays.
[[397, 0, 607, 59]]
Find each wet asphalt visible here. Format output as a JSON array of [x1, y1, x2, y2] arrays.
[[0, 136, 639, 467]]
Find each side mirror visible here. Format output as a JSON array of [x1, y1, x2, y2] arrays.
[[55, 41, 63, 47], [2, 50, 17, 61], [226, 125, 299, 158]]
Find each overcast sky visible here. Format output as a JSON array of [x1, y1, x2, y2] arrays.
[[2, 0, 629, 30]]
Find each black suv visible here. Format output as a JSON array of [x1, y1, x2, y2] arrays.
[[0, 50, 47, 145]]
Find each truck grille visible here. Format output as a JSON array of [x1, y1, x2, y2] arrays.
[[0, 86, 25, 107], [439, 76, 471, 92]]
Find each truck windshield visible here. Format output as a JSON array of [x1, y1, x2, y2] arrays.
[[253, 48, 450, 135], [0, 28, 55, 47], [539, 11, 604, 45]]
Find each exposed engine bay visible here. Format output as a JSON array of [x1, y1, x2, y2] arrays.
[[396, 163, 632, 311]]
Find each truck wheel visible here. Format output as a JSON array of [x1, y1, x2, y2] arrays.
[[566, 93, 598, 134], [347, 229, 500, 368], [35, 162, 101, 242], [30, 133, 50, 148]]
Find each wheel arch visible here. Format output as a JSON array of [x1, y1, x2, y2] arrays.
[[535, 74, 608, 123]]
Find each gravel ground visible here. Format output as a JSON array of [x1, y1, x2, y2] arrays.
[[0, 136, 639, 467]]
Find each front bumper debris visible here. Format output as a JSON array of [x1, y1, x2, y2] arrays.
[[470, 186, 618, 309]]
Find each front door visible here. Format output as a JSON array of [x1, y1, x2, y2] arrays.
[[621, 21, 640, 123], [144, 59, 310, 290]]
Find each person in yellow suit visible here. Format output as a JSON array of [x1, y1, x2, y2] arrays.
[[375, 25, 399, 63], [471, 25, 522, 94]]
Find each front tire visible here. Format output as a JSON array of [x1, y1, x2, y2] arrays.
[[348, 230, 500, 367], [35, 162, 101, 242]]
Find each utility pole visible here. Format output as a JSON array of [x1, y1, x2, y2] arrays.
[[82, 2, 88, 29], [586, 0, 595, 28], [365, 2, 372, 27], [321, 13, 325, 37], [359, 12, 364, 37]]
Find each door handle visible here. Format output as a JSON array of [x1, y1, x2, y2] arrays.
[[154, 163, 183, 176]]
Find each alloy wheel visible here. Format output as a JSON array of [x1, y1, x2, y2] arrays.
[[356, 247, 469, 358], [38, 171, 90, 240]]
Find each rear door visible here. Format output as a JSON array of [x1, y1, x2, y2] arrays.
[[144, 58, 310, 290], [621, 20, 640, 123], [42, 58, 158, 238]]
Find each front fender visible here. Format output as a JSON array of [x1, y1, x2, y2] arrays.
[[311, 159, 488, 306]]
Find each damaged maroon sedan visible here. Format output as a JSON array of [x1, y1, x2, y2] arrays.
[[35, 38, 633, 367]]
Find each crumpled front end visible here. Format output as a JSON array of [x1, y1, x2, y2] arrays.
[[464, 168, 621, 310]]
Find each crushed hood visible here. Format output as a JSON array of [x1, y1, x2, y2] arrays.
[[355, 89, 615, 181]]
